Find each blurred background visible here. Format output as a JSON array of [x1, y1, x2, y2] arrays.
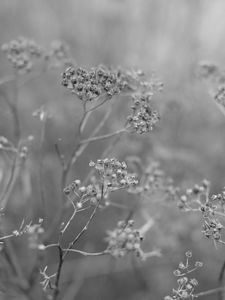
[[1, 0, 225, 299]]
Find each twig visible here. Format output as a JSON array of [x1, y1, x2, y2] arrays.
[[52, 184, 104, 299], [44, 102, 112, 242], [64, 184, 104, 258], [0, 145, 22, 210], [195, 286, 225, 298], [80, 129, 126, 144], [53, 245, 64, 300], [218, 260, 225, 300], [62, 249, 107, 256]]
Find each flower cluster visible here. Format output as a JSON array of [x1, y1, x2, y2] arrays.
[[45, 40, 74, 68], [165, 251, 203, 300], [214, 85, 225, 107], [177, 179, 210, 211], [142, 161, 178, 199], [105, 220, 145, 259], [202, 218, 223, 242], [26, 220, 45, 250], [126, 94, 160, 134], [61, 65, 126, 101], [89, 158, 138, 189], [64, 159, 138, 210], [176, 180, 225, 245], [10, 219, 44, 249], [197, 61, 225, 113], [116, 68, 163, 96], [63, 179, 100, 209], [127, 160, 179, 204], [1, 36, 43, 73]]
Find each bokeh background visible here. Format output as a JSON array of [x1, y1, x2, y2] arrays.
[[1, 0, 225, 299]]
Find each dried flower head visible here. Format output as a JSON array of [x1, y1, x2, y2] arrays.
[[127, 94, 160, 134], [45, 40, 74, 68], [26, 220, 44, 250], [1, 36, 43, 73], [61, 65, 126, 101], [105, 220, 144, 259], [89, 158, 138, 189]]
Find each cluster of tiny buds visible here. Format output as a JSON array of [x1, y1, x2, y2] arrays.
[[12, 219, 44, 250], [61, 65, 126, 101], [211, 188, 225, 204], [20, 146, 28, 159], [63, 179, 100, 209], [44, 40, 74, 68], [214, 85, 225, 107], [141, 161, 178, 199], [1, 36, 43, 73], [165, 251, 203, 300], [202, 218, 223, 242], [105, 220, 145, 259], [89, 158, 138, 189], [27, 222, 45, 250], [127, 94, 160, 134], [177, 179, 210, 210]]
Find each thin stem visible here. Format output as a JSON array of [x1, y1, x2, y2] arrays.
[[218, 259, 225, 300], [44, 243, 59, 249], [80, 129, 126, 144], [55, 142, 66, 169], [1, 230, 29, 291], [194, 287, 225, 298], [63, 184, 104, 259], [0, 145, 22, 210], [62, 249, 107, 256], [53, 245, 64, 300], [83, 130, 125, 186], [0, 233, 15, 240], [86, 96, 110, 113], [60, 206, 77, 235], [78, 103, 89, 136], [44, 102, 112, 242], [52, 185, 104, 299]]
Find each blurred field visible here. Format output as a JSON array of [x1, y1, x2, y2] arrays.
[[1, 1, 225, 299]]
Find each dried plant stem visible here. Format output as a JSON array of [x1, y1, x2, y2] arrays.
[[194, 286, 225, 298], [218, 259, 225, 300], [62, 249, 107, 256], [0, 76, 20, 143], [44, 105, 113, 242], [64, 184, 104, 258], [53, 245, 63, 300], [60, 206, 77, 235], [1, 230, 29, 293], [80, 128, 126, 144], [52, 184, 104, 300], [0, 148, 22, 210], [83, 129, 125, 186], [38, 118, 48, 218]]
